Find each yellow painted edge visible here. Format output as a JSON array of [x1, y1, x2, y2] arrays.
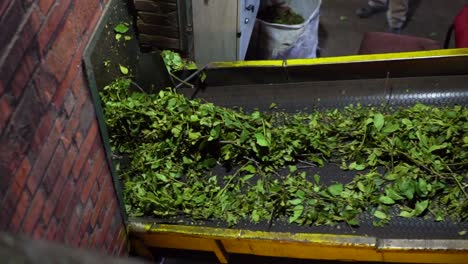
[[128, 222, 377, 247], [128, 221, 468, 250], [128, 222, 468, 263], [209, 48, 468, 68]]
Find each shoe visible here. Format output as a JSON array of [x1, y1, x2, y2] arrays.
[[355, 5, 387, 18], [388, 27, 402, 34]]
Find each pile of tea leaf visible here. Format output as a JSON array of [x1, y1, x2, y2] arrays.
[[258, 5, 305, 25], [101, 78, 468, 227]]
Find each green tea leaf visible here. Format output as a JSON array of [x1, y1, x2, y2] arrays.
[[373, 113, 385, 131], [399, 210, 415, 218], [255, 133, 270, 147], [289, 205, 304, 223], [114, 23, 129, 33], [374, 210, 387, 219], [289, 198, 302, 205], [155, 173, 168, 182], [428, 143, 448, 153], [242, 174, 255, 181], [251, 210, 260, 222], [313, 174, 320, 184], [357, 182, 366, 192], [349, 162, 365, 171], [379, 196, 395, 205], [119, 65, 129, 75], [242, 164, 257, 174], [289, 165, 297, 173], [382, 123, 400, 133], [414, 200, 429, 216], [115, 33, 122, 41], [385, 188, 404, 200], [188, 131, 201, 140], [328, 184, 343, 196]]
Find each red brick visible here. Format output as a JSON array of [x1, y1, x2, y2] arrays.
[[90, 134, 103, 156], [30, 110, 55, 157], [9, 190, 32, 233], [0, 0, 13, 18], [53, 179, 74, 220], [0, 96, 11, 132], [34, 66, 59, 104], [38, 0, 55, 14], [62, 90, 76, 117], [22, 188, 46, 233], [74, 131, 84, 148], [97, 164, 110, 190], [14, 157, 31, 191], [77, 100, 96, 138], [59, 125, 76, 152], [88, 229, 101, 249], [32, 219, 47, 239], [71, 121, 98, 179], [51, 52, 81, 108], [1, 181, 22, 227], [70, 74, 92, 106], [112, 228, 127, 255], [96, 202, 116, 246], [42, 142, 66, 194], [79, 232, 90, 248], [1, 6, 42, 87], [77, 200, 93, 238], [41, 18, 80, 87], [61, 80, 87, 147], [0, 86, 45, 176], [0, 80, 5, 96], [70, 0, 101, 38], [37, 0, 72, 54], [0, 0, 25, 54], [21, 0, 35, 9], [118, 238, 128, 256], [89, 180, 99, 204], [10, 48, 40, 99], [90, 175, 110, 227], [45, 217, 59, 241], [26, 122, 60, 195], [42, 163, 67, 225], [105, 216, 123, 253], [60, 143, 78, 176], [81, 152, 104, 203], [64, 203, 84, 247], [53, 220, 67, 242], [54, 110, 67, 134], [73, 92, 93, 133]]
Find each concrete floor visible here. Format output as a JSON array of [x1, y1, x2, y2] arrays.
[[319, 0, 468, 56], [155, 1, 468, 263]]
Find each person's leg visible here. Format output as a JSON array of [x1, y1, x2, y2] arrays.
[[356, 0, 388, 18], [387, 0, 409, 30]]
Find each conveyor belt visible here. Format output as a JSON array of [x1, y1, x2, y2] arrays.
[[173, 74, 468, 240], [180, 75, 468, 111]]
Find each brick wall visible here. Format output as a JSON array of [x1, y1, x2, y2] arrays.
[[0, 0, 127, 255]]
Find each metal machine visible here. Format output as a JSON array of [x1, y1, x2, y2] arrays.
[[127, 49, 468, 263], [83, 1, 468, 262]]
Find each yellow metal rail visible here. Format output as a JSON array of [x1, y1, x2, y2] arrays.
[[210, 48, 468, 68], [129, 221, 468, 263]]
